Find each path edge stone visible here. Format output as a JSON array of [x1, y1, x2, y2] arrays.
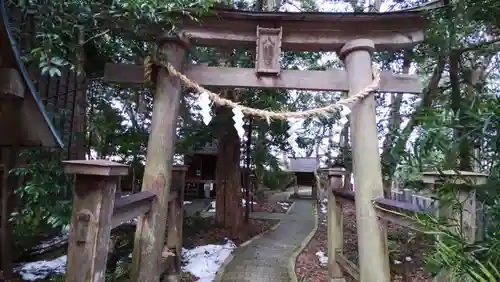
[[287, 202, 319, 282], [213, 218, 283, 282]]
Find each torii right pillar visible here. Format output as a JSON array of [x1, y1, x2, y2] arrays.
[[339, 39, 390, 282]]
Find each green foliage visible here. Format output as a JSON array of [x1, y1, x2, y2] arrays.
[[411, 182, 500, 281], [262, 169, 294, 191], [8, 0, 217, 76], [9, 149, 72, 257]]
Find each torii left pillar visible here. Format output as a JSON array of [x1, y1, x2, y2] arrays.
[[131, 37, 187, 282]]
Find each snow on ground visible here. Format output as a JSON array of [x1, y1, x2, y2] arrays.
[[16, 240, 237, 282], [181, 240, 236, 282], [208, 199, 258, 212], [277, 201, 291, 210], [208, 200, 216, 212], [16, 255, 67, 281], [315, 251, 328, 266], [241, 199, 257, 207]]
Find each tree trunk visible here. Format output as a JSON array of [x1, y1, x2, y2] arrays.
[[70, 26, 87, 160], [381, 50, 410, 196], [313, 126, 327, 200], [449, 51, 473, 170], [383, 57, 445, 174], [215, 96, 243, 234]]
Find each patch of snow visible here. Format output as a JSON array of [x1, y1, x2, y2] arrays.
[[405, 256, 412, 262], [182, 240, 236, 282], [184, 201, 193, 205], [17, 240, 238, 282], [241, 199, 257, 207], [315, 251, 328, 266], [393, 260, 402, 265], [208, 201, 216, 212], [16, 255, 67, 281], [277, 201, 291, 210], [17, 241, 237, 282], [115, 218, 137, 226]]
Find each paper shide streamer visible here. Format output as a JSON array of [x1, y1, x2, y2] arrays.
[[232, 107, 245, 139], [197, 89, 354, 154], [198, 92, 212, 125]]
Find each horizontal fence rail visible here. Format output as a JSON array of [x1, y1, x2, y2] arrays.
[[389, 189, 438, 212]]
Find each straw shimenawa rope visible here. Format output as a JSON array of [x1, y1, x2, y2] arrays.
[[144, 56, 381, 121]]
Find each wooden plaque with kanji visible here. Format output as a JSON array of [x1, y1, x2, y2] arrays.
[[255, 26, 282, 75]]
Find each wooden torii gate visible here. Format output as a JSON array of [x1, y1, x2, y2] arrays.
[[104, 8, 426, 282]]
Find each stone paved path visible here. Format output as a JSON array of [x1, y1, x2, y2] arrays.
[[249, 212, 286, 220], [183, 199, 212, 217], [218, 198, 316, 282]]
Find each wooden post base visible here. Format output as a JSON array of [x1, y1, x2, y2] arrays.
[[163, 274, 181, 282]]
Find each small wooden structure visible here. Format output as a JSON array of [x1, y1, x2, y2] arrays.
[[99, 6, 428, 282], [288, 157, 319, 199], [0, 1, 64, 279], [184, 143, 218, 197], [184, 142, 252, 198]]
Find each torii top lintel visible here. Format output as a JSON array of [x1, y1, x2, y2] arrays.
[[174, 8, 428, 52]]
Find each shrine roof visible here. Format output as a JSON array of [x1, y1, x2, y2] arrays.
[[288, 157, 317, 173]]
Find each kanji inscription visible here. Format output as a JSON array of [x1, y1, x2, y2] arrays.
[[256, 26, 282, 75]]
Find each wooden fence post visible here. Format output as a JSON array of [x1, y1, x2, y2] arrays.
[[339, 39, 390, 282], [131, 37, 187, 282], [164, 166, 187, 282], [422, 171, 488, 243], [63, 160, 129, 282], [326, 168, 346, 282]]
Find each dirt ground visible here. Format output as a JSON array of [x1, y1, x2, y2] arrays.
[[183, 216, 279, 248], [251, 200, 294, 213], [295, 202, 433, 282]]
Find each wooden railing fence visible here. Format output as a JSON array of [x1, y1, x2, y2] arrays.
[[389, 188, 437, 212], [63, 160, 187, 282], [324, 169, 487, 282]]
